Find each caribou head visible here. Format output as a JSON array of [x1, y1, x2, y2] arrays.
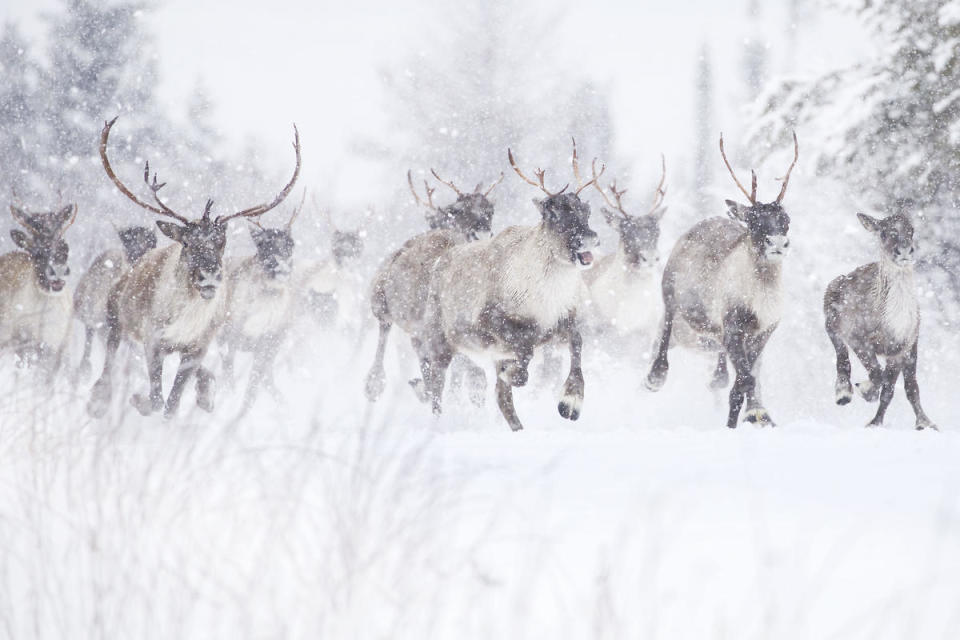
[[117, 226, 158, 265], [719, 132, 798, 265], [857, 212, 915, 268], [100, 116, 301, 300], [247, 189, 304, 281], [407, 168, 503, 240], [592, 155, 668, 270], [508, 138, 601, 269], [9, 203, 76, 293]]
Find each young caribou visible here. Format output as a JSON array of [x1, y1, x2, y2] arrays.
[[0, 203, 77, 377], [87, 116, 301, 419], [584, 155, 667, 344], [364, 168, 502, 401], [646, 133, 799, 428], [74, 225, 157, 379], [824, 212, 937, 430], [418, 143, 601, 431], [220, 191, 304, 410]]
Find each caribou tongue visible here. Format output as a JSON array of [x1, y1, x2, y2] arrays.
[[577, 251, 594, 266]]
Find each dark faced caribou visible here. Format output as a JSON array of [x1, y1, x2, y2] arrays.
[[417, 142, 602, 431], [0, 202, 77, 377], [824, 212, 936, 430], [87, 116, 301, 419], [645, 133, 798, 428], [364, 168, 502, 401]]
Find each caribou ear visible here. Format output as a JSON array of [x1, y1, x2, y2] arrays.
[[10, 229, 31, 250], [725, 200, 749, 223], [652, 206, 668, 221], [156, 220, 185, 244], [857, 212, 882, 234], [248, 224, 265, 243], [52, 204, 77, 232]]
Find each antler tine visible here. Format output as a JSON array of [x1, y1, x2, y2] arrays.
[[218, 123, 302, 223], [575, 156, 602, 195], [407, 169, 438, 211], [430, 168, 464, 197], [57, 203, 78, 239], [718, 133, 757, 205], [508, 148, 567, 196], [483, 172, 505, 197], [100, 117, 190, 224], [648, 153, 668, 214], [571, 137, 583, 189], [774, 131, 800, 204], [286, 187, 307, 230], [142, 160, 187, 222]]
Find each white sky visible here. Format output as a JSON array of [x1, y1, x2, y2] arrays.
[[2, 0, 871, 207]]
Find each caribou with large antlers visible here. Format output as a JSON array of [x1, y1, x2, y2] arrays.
[[0, 201, 77, 377], [87, 116, 301, 419], [645, 133, 798, 428], [584, 155, 668, 345], [364, 168, 502, 402], [416, 141, 601, 430]]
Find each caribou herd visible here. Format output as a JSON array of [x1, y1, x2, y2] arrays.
[[0, 118, 939, 431]]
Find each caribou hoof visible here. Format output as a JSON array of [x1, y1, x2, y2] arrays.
[[709, 372, 729, 390], [408, 378, 429, 404], [855, 380, 879, 402], [743, 408, 774, 426], [131, 393, 160, 417], [196, 372, 215, 413], [645, 364, 667, 392], [835, 379, 853, 405], [365, 369, 385, 402], [86, 380, 111, 419], [916, 418, 938, 431], [558, 393, 582, 421]]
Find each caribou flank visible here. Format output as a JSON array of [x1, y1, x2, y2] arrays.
[[87, 116, 301, 419], [646, 133, 798, 428], [416, 141, 601, 431], [585, 155, 667, 342], [824, 212, 936, 430], [0, 202, 77, 376], [74, 225, 157, 379], [364, 168, 502, 402], [221, 190, 304, 410]]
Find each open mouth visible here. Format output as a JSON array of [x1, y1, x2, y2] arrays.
[[575, 251, 594, 267], [49, 280, 65, 292], [197, 285, 218, 300]]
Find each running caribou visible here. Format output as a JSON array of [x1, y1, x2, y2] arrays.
[[823, 211, 937, 430], [74, 225, 157, 379], [584, 155, 667, 343], [87, 116, 301, 419], [418, 142, 601, 431], [645, 133, 798, 428], [0, 201, 77, 377], [365, 168, 502, 402]]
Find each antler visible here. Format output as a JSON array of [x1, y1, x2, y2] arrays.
[[571, 137, 604, 195], [648, 153, 668, 215], [507, 148, 568, 196], [774, 131, 799, 204], [407, 170, 438, 210], [100, 117, 191, 224], [482, 172, 504, 197], [216, 124, 301, 223], [719, 133, 757, 205], [590, 158, 629, 218], [430, 169, 464, 197], [286, 187, 307, 230]]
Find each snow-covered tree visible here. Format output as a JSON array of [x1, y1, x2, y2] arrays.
[[692, 43, 715, 211], [750, 0, 960, 316], [0, 22, 46, 198]]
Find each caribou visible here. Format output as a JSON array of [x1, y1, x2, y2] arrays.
[[584, 155, 667, 346], [417, 142, 601, 431], [74, 225, 157, 379], [220, 191, 304, 410], [645, 133, 798, 428], [0, 202, 77, 377], [87, 116, 301, 419], [364, 168, 502, 402], [823, 211, 937, 430]]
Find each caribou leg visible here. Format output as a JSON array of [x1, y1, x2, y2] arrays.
[[496, 360, 524, 431], [646, 293, 675, 391], [77, 325, 95, 380], [131, 343, 164, 416], [902, 343, 936, 430], [365, 320, 391, 402], [849, 341, 882, 402], [558, 314, 584, 421], [741, 326, 776, 425], [709, 352, 729, 389], [866, 360, 903, 427], [87, 298, 122, 418], [164, 347, 206, 418]]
